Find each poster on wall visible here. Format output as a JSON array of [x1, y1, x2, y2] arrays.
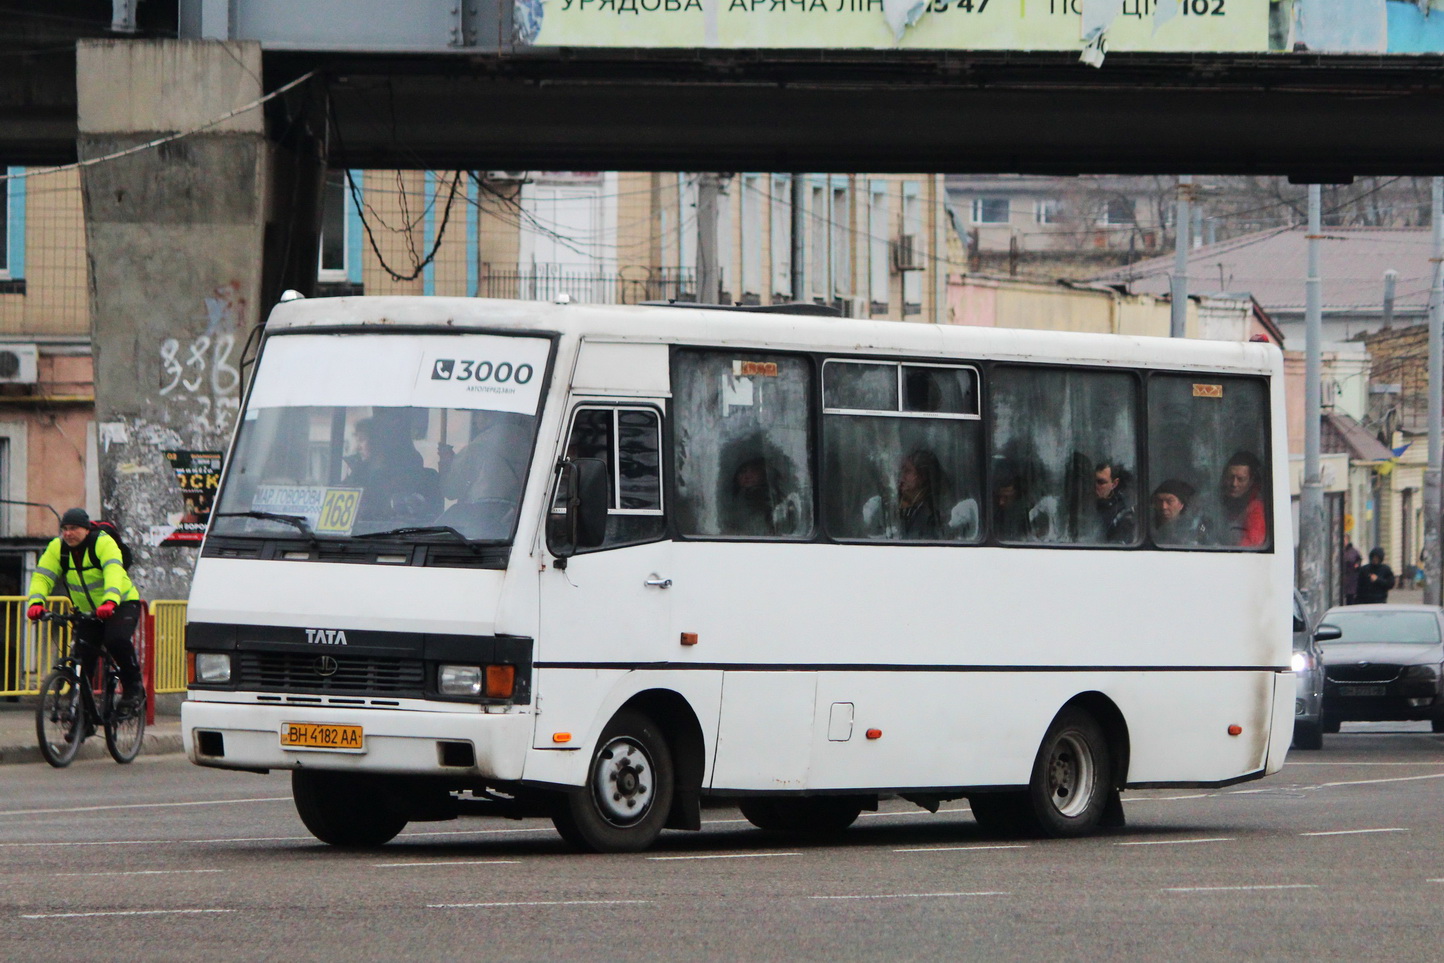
[[160, 450, 222, 547]]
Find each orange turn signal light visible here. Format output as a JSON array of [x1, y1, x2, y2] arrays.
[[1227, 724, 1243, 736], [865, 728, 882, 740], [680, 632, 699, 646], [553, 732, 572, 744], [485, 664, 516, 698], [186, 652, 196, 685]]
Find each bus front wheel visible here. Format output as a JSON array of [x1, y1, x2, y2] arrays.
[[292, 770, 409, 848], [552, 710, 675, 853]]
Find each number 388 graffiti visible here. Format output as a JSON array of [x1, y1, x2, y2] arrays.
[[159, 334, 242, 433]]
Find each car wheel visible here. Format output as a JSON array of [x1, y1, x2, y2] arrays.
[[1322, 714, 1341, 734], [1432, 717, 1444, 734], [551, 710, 674, 853], [1293, 720, 1324, 751]]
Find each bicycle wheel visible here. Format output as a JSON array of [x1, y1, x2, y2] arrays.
[[103, 671, 145, 764], [35, 669, 84, 768]]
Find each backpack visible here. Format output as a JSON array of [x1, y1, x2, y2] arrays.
[[58, 521, 135, 579]]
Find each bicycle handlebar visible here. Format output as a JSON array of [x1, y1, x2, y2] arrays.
[[36, 609, 102, 627]]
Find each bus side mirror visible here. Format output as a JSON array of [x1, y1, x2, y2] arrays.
[[550, 458, 609, 560]]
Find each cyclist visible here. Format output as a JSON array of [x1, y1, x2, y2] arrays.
[[25, 508, 145, 711]]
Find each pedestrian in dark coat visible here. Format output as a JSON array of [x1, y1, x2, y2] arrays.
[[1341, 536, 1362, 604], [1354, 548, 1395, 604]]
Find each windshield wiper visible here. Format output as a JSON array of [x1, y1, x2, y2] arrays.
[[352, 525, 488, 552], [213, 511, 319, 546]]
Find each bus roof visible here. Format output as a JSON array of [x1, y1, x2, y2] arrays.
[[265, 296, 1281, 377]]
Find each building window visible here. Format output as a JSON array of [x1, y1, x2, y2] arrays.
[[869, 182, 889, 314], [810, 183, 828, 300], [831, 184, 851, 301], [1102, 198, 1136, 225], [971, 197, 1009, 224], [1034, 199, 1061, 224], [318, 171, 348, 280], [2, 167, 23, 281], [771, 175, 793, 301], [903, 181, 923, 316], [740, 174, 762, 302]]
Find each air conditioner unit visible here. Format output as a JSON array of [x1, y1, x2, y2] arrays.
[[484, 171, 530, 182], [0, 344, 38, 384], [834, 297, 867, 319], [891, 235, 923, 273]]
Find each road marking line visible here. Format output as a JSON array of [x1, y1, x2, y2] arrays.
[[1299, 827, 1408, 837], [374, 860, 520, 868], [1317, 773, 1444, 789], [22, 908, 235, 920], [647, 852, 801, 861], [1164, 885, 1316, 893], [1117, 838, 1234, 847], [811, 892, 1009, 900], [0, 797, 291, 818], [53, 869, 225, 878], [1125, 794, 1211, 802], [0, 826, 561, 849], [429, 899, 650, 909], [893, 845, 1029, 853]]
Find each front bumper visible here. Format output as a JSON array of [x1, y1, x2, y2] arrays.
[[181, 699, 532, 779]]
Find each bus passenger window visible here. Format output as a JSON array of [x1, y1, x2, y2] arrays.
[[822, 360, 982, 543], [1148, 376, 1270, 550], [990, 367, 1139, 546], [672, 350, 814, 539], [547, 406, 665, 554]]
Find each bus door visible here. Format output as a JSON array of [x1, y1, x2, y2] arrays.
[[536, 402, 671, 746]]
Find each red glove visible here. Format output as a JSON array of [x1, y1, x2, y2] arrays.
[[96, 601, 117, 620], [26, 604, 45, 621]]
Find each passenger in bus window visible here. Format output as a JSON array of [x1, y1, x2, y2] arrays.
[[1093, 461, 1136, 544], [1218, 451, 1267, 548], [346, 415, 441, 522], [993, 462, 1033, 542], [726, 455, 799, 537], [862, 449, 979, 541], [1151, 478, 1206, 546]]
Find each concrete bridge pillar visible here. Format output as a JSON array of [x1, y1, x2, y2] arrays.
[[76, 40, 323, 599]]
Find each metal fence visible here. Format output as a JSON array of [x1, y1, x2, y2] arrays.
[[0, 597, 188, 697], [475, 265, 696, 305]]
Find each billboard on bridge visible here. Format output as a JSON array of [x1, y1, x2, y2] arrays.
[[516, 0, 1269, 52]]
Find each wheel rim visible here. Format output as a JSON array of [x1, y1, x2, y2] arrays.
[[590, 736, 655, 827], [1045, 730, 1096, 818]]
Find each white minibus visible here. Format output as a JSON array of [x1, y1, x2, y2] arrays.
[[182, 296, 1293, 851]]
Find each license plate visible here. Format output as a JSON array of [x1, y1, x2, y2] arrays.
[[1337, 685, 1387, 697], [280, 723, 365, 752]]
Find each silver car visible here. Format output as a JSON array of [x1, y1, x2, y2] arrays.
[[1292, 590, 1339, 750]]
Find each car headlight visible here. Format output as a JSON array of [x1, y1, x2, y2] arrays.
[[1400, 663, 1441, 697], [438, 664, 484, 697], [193, 652, 232, 684], [1291, 652, 1311, 674]]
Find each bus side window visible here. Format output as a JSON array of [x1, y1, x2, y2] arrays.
[[990, 367, 1140, 546], [548, 406, 666, 554], [1147, 375, 1271, 550], [672, 350, 815, 540]]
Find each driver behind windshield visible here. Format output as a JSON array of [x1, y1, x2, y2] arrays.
[[345, 413, 441, 523]]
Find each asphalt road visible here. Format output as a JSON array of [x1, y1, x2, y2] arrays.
[[2, 724, 1442, 961]]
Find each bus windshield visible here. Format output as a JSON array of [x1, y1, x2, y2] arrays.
[[211, 332, 550, 544]]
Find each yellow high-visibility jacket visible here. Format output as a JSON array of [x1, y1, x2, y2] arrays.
[[27, 532, 139, 614]]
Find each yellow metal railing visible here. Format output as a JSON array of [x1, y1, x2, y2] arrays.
[[150, 600, 188, 694], [0, 597, 189, 697], [0, 597, 75, 697]]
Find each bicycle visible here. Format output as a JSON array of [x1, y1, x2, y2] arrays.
[[33, 610, 147, 767]]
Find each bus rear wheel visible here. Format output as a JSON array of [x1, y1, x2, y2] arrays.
[[552, 710, 674, 853], [738, 797, 864, 836], [292, 770, 409, 848], [1023, 707, 1111, 838]]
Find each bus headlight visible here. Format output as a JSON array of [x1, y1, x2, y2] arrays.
[[439, 664, 483, 697], [194, 652, 232, 684]]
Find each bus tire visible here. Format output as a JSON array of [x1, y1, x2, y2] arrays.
[[552, 710, 674, 853], [738, 797, 863, 836], [1021, 707, 1111, 838], [292, 770, 408, 848]]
